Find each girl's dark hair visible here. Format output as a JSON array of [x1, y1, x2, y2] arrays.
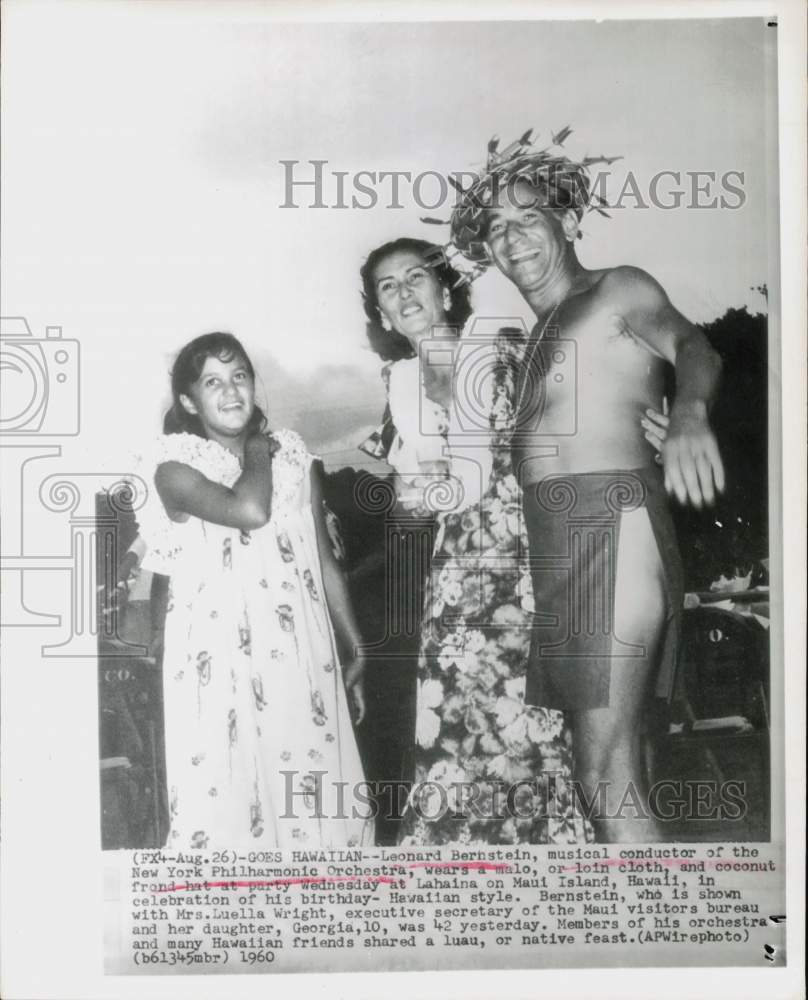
[[360, 237, 473, 361], [163, 331, 267, 437]]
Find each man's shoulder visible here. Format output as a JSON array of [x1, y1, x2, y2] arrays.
[[597, 265, 665, 301], [582, 266, 669, 322]]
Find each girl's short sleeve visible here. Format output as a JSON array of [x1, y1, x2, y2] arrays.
[[268, 428, 316, 512], [128, 433, 242, 575]]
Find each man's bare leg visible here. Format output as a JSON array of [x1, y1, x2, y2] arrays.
[[571, 506, 667, 843]]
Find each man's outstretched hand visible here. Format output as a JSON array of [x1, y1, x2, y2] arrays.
[[661, 401, 725, 507]]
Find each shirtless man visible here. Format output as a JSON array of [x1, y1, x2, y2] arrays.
[[448, 136, 724, 842]]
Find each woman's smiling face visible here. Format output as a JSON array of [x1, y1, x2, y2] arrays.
[[373, 250, 448, 347]]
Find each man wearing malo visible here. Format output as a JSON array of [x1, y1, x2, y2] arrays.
[[448, 131, 725, 843]]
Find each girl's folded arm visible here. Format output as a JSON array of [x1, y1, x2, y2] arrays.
[[154, 438, 272, 530]]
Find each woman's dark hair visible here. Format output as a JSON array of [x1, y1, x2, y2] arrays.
[[360, 237, 473, 361], [163, 331, 267, 437]]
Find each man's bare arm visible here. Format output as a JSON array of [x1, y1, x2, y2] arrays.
[[606, 265, 725, 507]]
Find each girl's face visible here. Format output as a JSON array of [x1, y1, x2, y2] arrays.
[[180, 353, 255, 440], [373, 250, 449, 348]]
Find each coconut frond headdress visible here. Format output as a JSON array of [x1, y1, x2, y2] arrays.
[[424, 127, 620, 283]]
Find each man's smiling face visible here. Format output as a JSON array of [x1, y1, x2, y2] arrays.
[[483, 179, 577, 296]]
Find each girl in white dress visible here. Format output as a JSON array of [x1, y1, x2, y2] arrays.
[[138, 332, 370, 849]]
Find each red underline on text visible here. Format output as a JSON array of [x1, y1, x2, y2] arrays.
[[153, 860, 511, 895]]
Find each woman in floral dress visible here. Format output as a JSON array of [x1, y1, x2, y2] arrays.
[[359, 238, 591, 845], [405, 332, 593, 845], [138, 332, 370, 850]]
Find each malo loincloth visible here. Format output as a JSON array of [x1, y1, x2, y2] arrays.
[[522, 466, 683, 711]]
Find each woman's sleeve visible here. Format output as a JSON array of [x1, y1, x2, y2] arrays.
[[387, 360, 446, 469], [357, 365, 394, 461]]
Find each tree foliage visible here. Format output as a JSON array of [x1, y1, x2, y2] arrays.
[[668, 306, 769, 588]]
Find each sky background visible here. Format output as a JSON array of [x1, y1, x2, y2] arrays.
[[2, 5, 776, 472]]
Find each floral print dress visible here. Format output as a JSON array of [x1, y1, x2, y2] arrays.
[[137, 428, 370, 850], [401, 331, 594, 845]]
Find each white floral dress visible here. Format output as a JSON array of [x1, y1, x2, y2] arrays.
[[137, 429, 370, 850]]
